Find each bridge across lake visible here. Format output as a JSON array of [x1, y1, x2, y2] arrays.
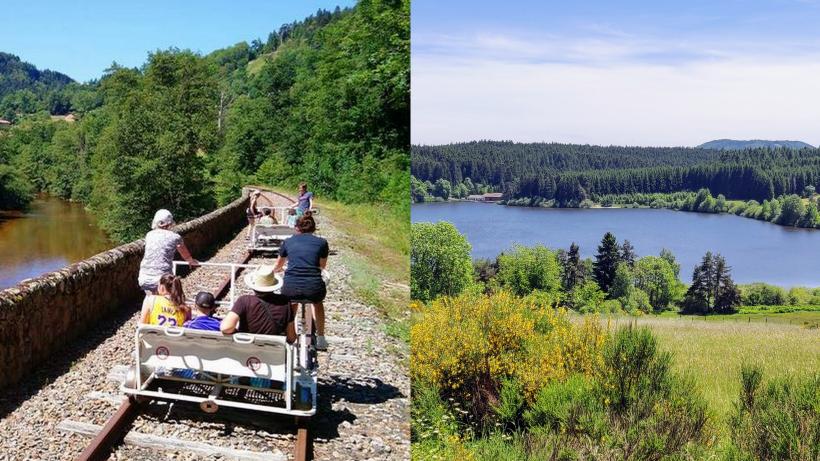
[[412, 201, 820, 286]]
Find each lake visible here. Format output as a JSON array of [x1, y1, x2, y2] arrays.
[[411, 202, 820, 286], [0, 196, 112, 290]]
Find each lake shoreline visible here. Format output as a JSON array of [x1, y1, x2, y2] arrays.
[[412, 201, 820, 286], [414, 197, 820, 231]]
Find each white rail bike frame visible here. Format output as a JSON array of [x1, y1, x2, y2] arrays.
[[121, 325, 316, 416], [172, 260, 267, 307], [147, 260, 320, 415], [249, 225, 296, 253]]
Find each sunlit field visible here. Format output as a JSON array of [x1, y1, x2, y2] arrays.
[[599, 313, 820, 422]]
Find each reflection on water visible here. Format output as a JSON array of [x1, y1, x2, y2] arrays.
[[0, 196, 112, 290]]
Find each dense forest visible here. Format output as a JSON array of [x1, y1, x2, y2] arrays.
[[0, 0, 409, 242], [412, 141, 820, 206], [0, 52, 80, 118]]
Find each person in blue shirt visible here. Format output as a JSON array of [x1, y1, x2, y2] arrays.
[[273, 215, 330, 350], [183, 291, 220, 331], [290, 182, 314, 217]]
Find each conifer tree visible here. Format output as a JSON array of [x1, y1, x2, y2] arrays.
[[594, 232, 621, 294], [620, 240, 637, 268], [561, 242, 585, 291]]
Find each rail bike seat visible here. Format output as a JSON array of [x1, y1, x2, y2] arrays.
[[121, 325, 316, 416], [252, 225, 297, 250]]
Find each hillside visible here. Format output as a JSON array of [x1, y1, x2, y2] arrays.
[[699, 139, 814, 150], [0, 52, 73, 99], [412, 140, 820, 203]]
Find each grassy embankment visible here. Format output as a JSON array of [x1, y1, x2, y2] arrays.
[[265, 186, 410, 350], [598, 312, 820, 424]]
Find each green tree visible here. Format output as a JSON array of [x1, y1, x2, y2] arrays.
[[410, 222, 473, 302], [620, 239, 636, 268], [433, 178, 451, 200], [570, 280, 606, 313], [682, 252, 714, 314], [682, 252, 739, 314], [634, 256, 684, 311], [778, 194, 805, 226], [561, 242, 585, 291], [713, 255, 741, 313], [801, 202, 819, 228], [715, 194, 727, 212], [0, 163, 33, 210], [411, 175, 430, 203], [609, 262, 634, 300], [594, 232, 621, 294], [659, 248, 680, 278], [90, 50, 218, 242], [496, 244, 561, 297]]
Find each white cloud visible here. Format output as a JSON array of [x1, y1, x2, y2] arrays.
[[412, 34, 820, 146]]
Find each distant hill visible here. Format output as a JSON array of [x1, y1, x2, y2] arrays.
[[698, 139, 814, 150], [0, 52, 73, 100]]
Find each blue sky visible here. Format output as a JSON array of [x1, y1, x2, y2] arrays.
[[412, 0, 820, 146], [2, 0, 355, 82]]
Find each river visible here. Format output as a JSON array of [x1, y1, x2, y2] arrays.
[[0, 196, 112, 290], [411, 201, 820, 286]]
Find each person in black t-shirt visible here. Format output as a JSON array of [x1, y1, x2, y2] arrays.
[[273, 215, 330, 350], [221, 265, 296, 343]]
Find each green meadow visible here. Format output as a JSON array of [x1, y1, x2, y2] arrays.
[[601, 313, 820, 422]]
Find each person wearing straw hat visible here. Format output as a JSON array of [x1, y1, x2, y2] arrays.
[[138, 209, 199, 294], [220, 265, 296, 342]]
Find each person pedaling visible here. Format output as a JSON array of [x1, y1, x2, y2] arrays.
[[138, 209, 199, 294], [272, 214, 330, 350]]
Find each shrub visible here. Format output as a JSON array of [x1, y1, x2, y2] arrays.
[[619, 287, 652, 314], [729, 364, 820, 461], [496, 244, 561, 297], [522, 374, 605, 438], [740, 283, 788, 306], [602, 327, 710, 458], [411, 222, 474, 302], [569, 280, 606, 313], [410, 291, 606, 427], [411, 382, 474, 460]]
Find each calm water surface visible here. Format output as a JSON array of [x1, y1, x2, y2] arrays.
[[0, 196, 112, 290], [412, 202, 820, 286]]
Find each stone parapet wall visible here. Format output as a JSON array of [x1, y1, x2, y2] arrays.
[[0, 192, 249, 388]]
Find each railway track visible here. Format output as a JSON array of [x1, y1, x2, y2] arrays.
[[2, 188, 409, 460], [71, 244, 314, 461]]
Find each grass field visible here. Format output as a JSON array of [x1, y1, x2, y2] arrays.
[[601, 313, 820, 424]]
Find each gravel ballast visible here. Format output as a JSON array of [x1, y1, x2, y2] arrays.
[[0, 192, 409, 461]]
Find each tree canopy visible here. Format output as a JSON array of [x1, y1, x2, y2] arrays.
[[0, 0, 409, 242]]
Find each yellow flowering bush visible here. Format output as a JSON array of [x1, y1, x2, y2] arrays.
[[411, 291, 607, 421]]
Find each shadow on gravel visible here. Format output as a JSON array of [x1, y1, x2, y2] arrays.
[[320, 376, 404, 405], [0, 303, 140, 420], [133, 376, 403, 443]]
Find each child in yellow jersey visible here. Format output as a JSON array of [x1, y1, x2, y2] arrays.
[[140, 273, 190, 327]]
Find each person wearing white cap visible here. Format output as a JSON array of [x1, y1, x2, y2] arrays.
[[137, 209, 199, 294], [220, 265, 296, 342]]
